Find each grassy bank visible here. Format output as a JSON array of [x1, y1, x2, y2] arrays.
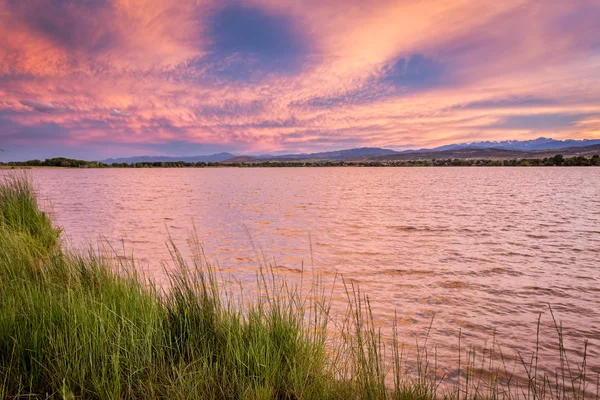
[[0, 175, 596, 399]]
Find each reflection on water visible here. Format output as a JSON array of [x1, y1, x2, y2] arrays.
[[8, 167, 600, 379]]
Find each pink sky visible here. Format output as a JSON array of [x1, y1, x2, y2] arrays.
[[0, 0, 599, 160]]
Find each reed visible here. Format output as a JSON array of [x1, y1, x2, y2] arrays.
[[0, 174, 596, 399]]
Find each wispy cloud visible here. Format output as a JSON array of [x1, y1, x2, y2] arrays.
[[19, 100, 62, 113], [458, 97, 557, 110]]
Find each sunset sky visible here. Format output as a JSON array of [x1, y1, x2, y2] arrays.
[[0, 0, 599, 160]]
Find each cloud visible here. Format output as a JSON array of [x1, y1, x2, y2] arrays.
[[19, 100, 61, 113], [295, 53, 446, 109], [110, 109, 131, 117], [194, 100, 267, 118]]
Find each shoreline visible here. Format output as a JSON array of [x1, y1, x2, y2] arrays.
[[1, 155, 600, 169]]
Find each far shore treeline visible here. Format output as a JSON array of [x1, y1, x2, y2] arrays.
[[1, 154, 600, 168]]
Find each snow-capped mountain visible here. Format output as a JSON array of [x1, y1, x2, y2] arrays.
[[431, 137, 600, 152]]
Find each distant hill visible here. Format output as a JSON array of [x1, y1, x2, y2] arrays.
[[368, 144, 600, 162], [260, 147, 399, 160], [102, 153, 235, 164], [98, 138, 600, 165], [223, 145, 600, 164], [251, 139, 600, 161], [431, 137, 600, 152]]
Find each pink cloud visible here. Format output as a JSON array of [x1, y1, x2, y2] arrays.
[[0, 0, 598, 159]]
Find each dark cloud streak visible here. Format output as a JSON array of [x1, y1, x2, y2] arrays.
[[459, 97, 557, 110], [486, 113, 590, 131], [7, 0, 118, 54], [19, 99, 62, 113]]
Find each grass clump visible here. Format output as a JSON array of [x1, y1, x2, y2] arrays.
[[0, 174, 596, 399], [0, 173, 60, 250], [0, 174, 337, 399]]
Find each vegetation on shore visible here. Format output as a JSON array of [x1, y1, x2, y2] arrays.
[[0, 174, 597, 399], [1, 154, 600, 169]]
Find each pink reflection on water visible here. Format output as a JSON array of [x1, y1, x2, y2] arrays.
[[7, 167, 599, 384]]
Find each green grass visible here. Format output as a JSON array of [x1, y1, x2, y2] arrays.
[[0, 174, 596, 399]]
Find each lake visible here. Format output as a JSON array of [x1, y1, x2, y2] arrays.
[[9, 167, 600, 381]]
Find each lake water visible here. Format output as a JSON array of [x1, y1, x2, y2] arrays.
[[8, 167, 600, 383]]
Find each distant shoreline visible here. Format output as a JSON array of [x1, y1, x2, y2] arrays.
[[1, 154, 600, 168]]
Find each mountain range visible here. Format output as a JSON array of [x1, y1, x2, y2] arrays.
[[101, 138, 600, 164], [428, 137, 600, 152]]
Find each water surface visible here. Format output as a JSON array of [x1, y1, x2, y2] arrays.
[[10, 167, 600, 380]]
